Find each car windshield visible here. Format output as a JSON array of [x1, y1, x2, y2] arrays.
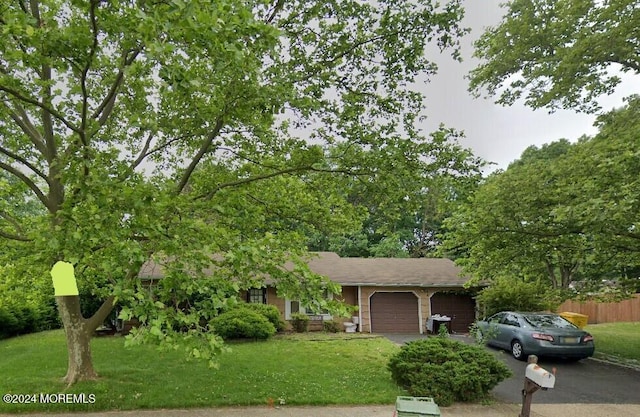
[[522, 314, 577, 329]]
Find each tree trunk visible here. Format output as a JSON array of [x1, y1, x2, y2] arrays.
[[56, 295, 115, 385]]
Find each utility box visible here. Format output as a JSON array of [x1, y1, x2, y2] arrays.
[[395, 396, 441, 417], [559, 312, 588, 329]]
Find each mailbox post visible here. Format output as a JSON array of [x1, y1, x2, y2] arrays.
[[519, 355, 555, 417]]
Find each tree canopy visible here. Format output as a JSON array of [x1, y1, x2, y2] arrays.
[[0, 0, 482, 383], [440, 97, 640, 297], [469, 0, 639, 113]]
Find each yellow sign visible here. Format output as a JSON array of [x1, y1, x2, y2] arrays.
[[50, 261, 79, 296]]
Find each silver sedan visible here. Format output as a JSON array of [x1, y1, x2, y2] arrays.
[[476, 311, 595, 361]]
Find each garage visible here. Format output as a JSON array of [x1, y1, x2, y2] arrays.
[[370, 292, 419, 333], [430, 292, 476, 334]]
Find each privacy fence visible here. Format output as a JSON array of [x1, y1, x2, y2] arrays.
[[557, 294, 640, 324]]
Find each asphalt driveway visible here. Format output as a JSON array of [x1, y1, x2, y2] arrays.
[[385, 333, 640, 405]]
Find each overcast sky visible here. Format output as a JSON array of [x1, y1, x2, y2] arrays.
[[419, 0, 639, 172]]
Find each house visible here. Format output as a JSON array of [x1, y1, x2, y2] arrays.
[[138, 252, 478, 334]]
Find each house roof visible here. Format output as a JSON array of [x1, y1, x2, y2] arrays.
[[138, 252, 470, 288], [304, 252, 469, 287]]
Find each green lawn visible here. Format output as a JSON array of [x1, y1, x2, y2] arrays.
[[0, 331, 405, 414], [585, 322, 640, 365]]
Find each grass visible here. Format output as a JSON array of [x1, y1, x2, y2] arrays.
[[585, 322, 640, 365], [0, 331, 405, 414]]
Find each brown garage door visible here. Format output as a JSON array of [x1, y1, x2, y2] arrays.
[[430, 292, 476, 334], [370, 292, 419, 333]]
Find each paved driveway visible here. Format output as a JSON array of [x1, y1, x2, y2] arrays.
[[384, 333, 640, 405]]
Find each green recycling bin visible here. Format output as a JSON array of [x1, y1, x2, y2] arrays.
[[395, 396, 441, 417]]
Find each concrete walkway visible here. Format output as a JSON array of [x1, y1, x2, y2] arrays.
[[8, 403, 640, 417]]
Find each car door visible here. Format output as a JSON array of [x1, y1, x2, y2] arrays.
[[484, 312, 505, 347], [496, 313, 521, 348]]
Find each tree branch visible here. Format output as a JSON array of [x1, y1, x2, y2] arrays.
[[0, 85, 82, 136], [0, 161, 50, 210], [91, 47, 142, 127], [0, 210, 24, 234], [85, 295, 115, 331], [128, 132, 199, 173], [79, 0, 101, 141], [0, 228, 32, 242], [0, 145, 49, 183], [176, 117, 225, 194], [198, 164, 363, 200], [0, 210, 32, 241], [130, 131, 155, 171], [265, 0, 285, 24], [5, 101, 48, 156]]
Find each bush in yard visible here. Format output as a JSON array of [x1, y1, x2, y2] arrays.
[[290, 312, 309, 332], [0, 300, 60, 339], [323, 319, 342, 333], [476, 276, 563, 317], [210, 308, 276, 340], [0, 306, 20, 339], [241, 303, 286, 332], [388, 337, 512, 406]]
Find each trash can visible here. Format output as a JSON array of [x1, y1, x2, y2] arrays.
[[395, 396, 441, 417], [426, 315, 451, 334], [559, 312, 588, 329]]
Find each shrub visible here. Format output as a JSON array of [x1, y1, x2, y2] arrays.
[[0, 307, 20, 339], [0, 300, 62, 339], [323, 319, 342, 333], [210, 308, 276, 340], [34, 300, 62, 331], [476, 276, 562, 317], [241, 303, 286, 332], [290, 312, 309, 332], [387, 337, 512, 406]]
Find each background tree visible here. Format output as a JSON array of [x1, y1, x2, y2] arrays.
[[441, 100, 640, 298], [469, 0, 639, 113], [307, 127, 484, 258], [0, 0, 477, 384], [440, 140, 589, 291], [553, 97, 640, 294]]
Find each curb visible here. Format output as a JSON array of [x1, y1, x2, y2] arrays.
[[589, 355, 640, 372]]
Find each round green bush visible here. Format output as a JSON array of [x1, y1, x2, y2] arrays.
[[210, 308, 276, 340], [241, 303, 286, 332], [387, 337, 512, 406]]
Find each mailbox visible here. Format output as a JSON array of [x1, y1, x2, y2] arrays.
[[525, 363, 555, 389]]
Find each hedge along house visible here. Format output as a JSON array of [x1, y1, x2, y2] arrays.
[[138, 252, 478, 334]]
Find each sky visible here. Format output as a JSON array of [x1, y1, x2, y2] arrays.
[[419, 0, 639, 172]]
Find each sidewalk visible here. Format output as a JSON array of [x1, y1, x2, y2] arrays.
[[8, 403, 640, 417]]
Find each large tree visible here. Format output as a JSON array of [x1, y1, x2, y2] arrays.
[[554, 97, 640, 291], [465, 0, 640, 295], [469, 0, 639, 113], [0, 0, 478, 384], [307, 127, 484, 258], [440, 98, 640, 295], [440, 140, 589, 290]]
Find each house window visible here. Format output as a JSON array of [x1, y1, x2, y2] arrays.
[[247, 288, 266, 304]]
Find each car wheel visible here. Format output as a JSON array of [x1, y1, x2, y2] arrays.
[[511, 340, 525, 360]]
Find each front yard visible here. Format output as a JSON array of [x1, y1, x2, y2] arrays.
[[585, 322, 640, 366], [0, 331, 404, 414]]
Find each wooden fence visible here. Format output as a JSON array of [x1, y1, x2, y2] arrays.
[[557, 294, 640, 324]]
